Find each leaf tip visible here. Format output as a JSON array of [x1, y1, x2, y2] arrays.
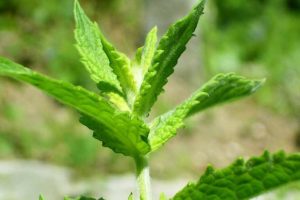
[[74, 0, 80, 13], [273, 150, 286, 163], [39, 194, 45, 200], [74, 0, 86, 24], [204, 164, 215, 175], [195, 0, 206, 13], [151, 25, 158, 33], [251, 78, 266, 93]]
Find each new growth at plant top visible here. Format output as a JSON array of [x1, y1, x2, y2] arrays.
[[0, 0, 299, 199]]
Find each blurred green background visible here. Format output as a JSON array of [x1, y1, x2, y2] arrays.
[[0, 0, 300, 199], [202, 0, 300, 118]]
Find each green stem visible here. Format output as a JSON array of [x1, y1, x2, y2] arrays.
[[135, 156, 151, 200]]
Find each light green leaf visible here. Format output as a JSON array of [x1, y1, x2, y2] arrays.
[[39, 195, 45, 200], [97, 27, 137, 104], [159, 193, 167, 200], [140, 26, 158, 77], [149, 73, 263, 151], [173, 151, 300, 200], [149, 91, 207, 151], [133, 27, 158, 95], [0, 57, 150, 157], [128, 193, 134, 200], [74, 0, 121, 92], [133, 0, 205, 117]]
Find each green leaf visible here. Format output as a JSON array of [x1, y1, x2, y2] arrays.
[[133, 0, 205, 117], [133, 47, 144, 66], [63, 196, 105, 200], [0, 57, 150, 157], [39, 195, 45, 200], [80, 114, 150, 157], [78, 197, 94, 200], [74, 0, 121, 92], [128, 193, 134, 200], [132, 27, 158, 99], [187, 73, 265, 116], [159, 193, 167, 200], [140, 27, 158, 78], [149, 91, 207, 151], [97, 28, 137, 104], [149, 73, 264, 151], [79, 197, 104, 200], [64, 196, 105, 200], [173, 151, 300, 200], [132, 27, 158, 92]]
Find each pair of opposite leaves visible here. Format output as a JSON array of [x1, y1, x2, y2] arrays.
[[0, 0, 263, 158]]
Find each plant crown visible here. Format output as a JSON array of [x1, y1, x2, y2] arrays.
[[1, 0, 299, 199]]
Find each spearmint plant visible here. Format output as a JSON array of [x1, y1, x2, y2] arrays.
[[1, 0, 300, 199]]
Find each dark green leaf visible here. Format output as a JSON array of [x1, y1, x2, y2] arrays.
[[173, 151, 300, 200]]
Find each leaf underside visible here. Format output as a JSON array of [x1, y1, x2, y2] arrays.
[[173, 151, 300, 200], [80, 114, 150, 157], [133, 0, 205, 117], [149, 73, 264, 151], [0, 57, 150, 157]]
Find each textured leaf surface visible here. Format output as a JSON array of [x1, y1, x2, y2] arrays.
[[149, 73, 263, 151], [149, 91, 207, 151], [187, 73, 265, 116], [133, 0, 205, 117], [98, 28, 137, 103], [80, 114, 150, 157], [74, 0, 121, 91], [173, 151, 300, 200], [0, 57, 150, 157], [140, 27, 158, 78], [132, 27, 158, 91]]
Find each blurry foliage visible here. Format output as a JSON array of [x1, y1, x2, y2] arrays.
[[202, 0, 300, 117], [0, 0, 141, 85], [0, 0, 140, 173]]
